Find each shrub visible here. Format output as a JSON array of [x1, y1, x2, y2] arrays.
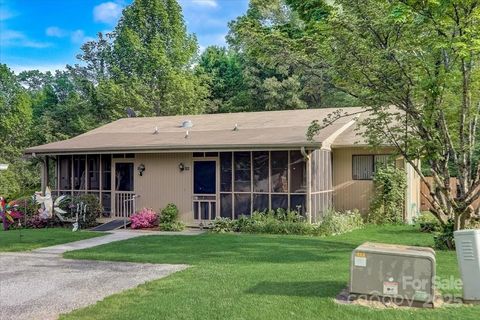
[[415, 212, 441, 233], [368, 165, 407, 224], [26, 214, 48, 229], [316, 209, 364, 236], [434, 220, 455, 250], [58, 194, 102, 228], [159, 203, 185, 231], [130, 208, 158, 229], [210, 218, 235, 233]]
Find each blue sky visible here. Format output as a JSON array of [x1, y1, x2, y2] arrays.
[[0, 0, 249, 74]]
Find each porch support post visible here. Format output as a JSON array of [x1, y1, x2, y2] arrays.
[[40, 156, 49, 193]]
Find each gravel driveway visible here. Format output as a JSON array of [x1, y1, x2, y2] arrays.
[[0, 231, 191, 320]]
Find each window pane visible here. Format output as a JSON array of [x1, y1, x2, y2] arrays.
[[194, 161, 216, 194], [234, 193, 251, 218], [205, 152, 218, 157], [220, 193, 232, 218], [352, 155, 374, 180], [234, 152, 251, 192], [102, 155, 112, 190], [271, 194, 288, 210], [290, 194, 306, 214], [290, 151, 306, 193], [271, 151, 288, 193], [59, 156, 71, 190], [194, 202, 199, 219], [193, 152, 204, 157], [73, 155, 86, 190], [88, 155, 100, 190], [201, 202, 209, 220], [102, 192, 111, 216], [211, 202, 216, 220], [220, 152, 232, 192], [253, 151, 269, 192], [253, 194, 269, 212]]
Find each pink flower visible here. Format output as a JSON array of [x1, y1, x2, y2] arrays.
[[130, 208, 158, 229]]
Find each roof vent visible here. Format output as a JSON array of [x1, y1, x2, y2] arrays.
[[185, 130, 189, 139], [181, 120, 193, 129], [233, 123, 239, 131], [153, 126, 159, 134]]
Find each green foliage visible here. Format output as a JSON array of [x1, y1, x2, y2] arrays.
[[434, 220, 456, 250], [210, 208, 363, 237], [67, 194, 102, 228], [368, 165, 407, 225], [415, 212, 441, 233], [159, 203, 185, 231], [316, 209, 364, 236]]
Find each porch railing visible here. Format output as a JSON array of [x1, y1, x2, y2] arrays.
[[114, 191, 136, 218]]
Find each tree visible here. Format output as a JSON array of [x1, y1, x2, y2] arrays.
[[227, 0, 357, 110], [75, 0, 208, 117], [300, 0, 480, 230]]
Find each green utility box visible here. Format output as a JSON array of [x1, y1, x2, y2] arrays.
[[350, 242, 436, 306]]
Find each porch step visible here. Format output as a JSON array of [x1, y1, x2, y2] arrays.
[[90, 219, 131, 231]]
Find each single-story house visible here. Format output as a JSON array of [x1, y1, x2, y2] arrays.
[[25, 108, 421, 226]]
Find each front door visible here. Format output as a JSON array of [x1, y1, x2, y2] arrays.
[[112, 162, 135, 218], [193, 160, 217, 223]]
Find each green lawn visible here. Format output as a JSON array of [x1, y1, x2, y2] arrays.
[[62, 225, 478, 320], [0, 227, 104, 252]]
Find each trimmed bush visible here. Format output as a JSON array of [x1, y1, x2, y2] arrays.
[[58, 194, 102, 228], [210, 208, 363, 237], [130, 208, 158, 229], [315, 209, 364, 236], [415, 212, 441, 233], [159, 203, 185, 231]]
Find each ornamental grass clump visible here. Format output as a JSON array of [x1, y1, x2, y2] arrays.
[[130, 208, 158, 229]]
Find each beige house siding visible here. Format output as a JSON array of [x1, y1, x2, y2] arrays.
[[332, 147, 397, 214], [134, 153, 194, 225]]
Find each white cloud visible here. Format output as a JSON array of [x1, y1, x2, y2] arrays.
[[45, 26, 67, 37], [191, 0, 218, 7], [93, 1, 123, 24], [0, 29, 51, 48], [71, 29, 95, 44]]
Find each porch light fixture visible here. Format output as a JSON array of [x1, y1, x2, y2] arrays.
[[137, 164, 145, 176], [0, 164, 9, 171], [178, 163, 185, 172]]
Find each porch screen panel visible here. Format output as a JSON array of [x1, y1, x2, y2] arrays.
[[88, 155, 100, 190], [73, 155, 86, 190], [253, 151, 269, 192], [59, 155, 71, 190], [234, 152, 251, 192], [220, 152, 232, 192], [271, 151, 288, 193], [234, 194, 251, 218], [253, 194, 269, 212], [290, 151, 306, 193], [220, 193, 233, 218], [310, 149, 333, 222]]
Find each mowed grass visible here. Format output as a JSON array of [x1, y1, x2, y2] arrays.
[[0, 227, 104, 252], [62, 225, 478, 320]]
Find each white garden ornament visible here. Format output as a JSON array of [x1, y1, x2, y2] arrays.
[[34, 187, 67, 219]]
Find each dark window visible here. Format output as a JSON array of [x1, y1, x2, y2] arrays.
[[73, 155, 86, 190], [194, 161, 216, 194], [59, 156, 71, 190], [102, 155, 111, 190], [125, 153, 135, 158], [193, 152, 204, 157], [205, 152, 219, 157], [253, 151, 269, 192], [102, 192, 111, 215], [220, 193, 232, 218], [201, 202, 209, 220], [271, 151, 288, 193], [211, 202, 216, 219], [290, 194, 306, 214], [220, 152, 232, 192], [194, 202, 199, 220], [352, 155, 392, 180], [88, 155, 100, 190], [234, 193, 251, 218], [234, 152, 251, 192], [115, 163, 134, 191], [271, 194, 288, 210], [253, 194, 269, 212], [290, 151, 306, 193]]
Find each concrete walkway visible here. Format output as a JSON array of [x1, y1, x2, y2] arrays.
[[33, 228, 205, 254], [0, 229, 202, 320]]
